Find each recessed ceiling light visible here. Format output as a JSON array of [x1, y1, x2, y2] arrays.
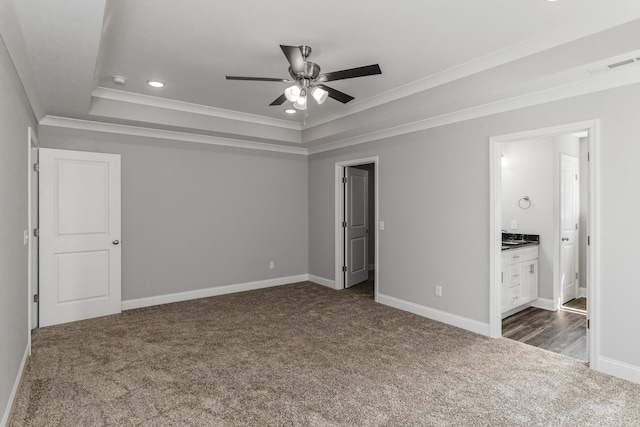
[[147, 80, 165, 88], [111, 75, 126, 85], [285, 109, 296, 114]]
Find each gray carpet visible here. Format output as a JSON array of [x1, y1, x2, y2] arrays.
[[10, 281, 640, 426]]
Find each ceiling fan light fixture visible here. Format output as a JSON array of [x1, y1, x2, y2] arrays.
[[311, 87, 328, 105], [284, 85, 301, 102]]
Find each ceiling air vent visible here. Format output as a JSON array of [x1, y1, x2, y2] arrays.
[[588, 57, 640, 75]]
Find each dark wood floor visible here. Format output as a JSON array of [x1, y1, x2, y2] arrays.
[[503, 305, 587, 362], [562, 297, 586, 312]]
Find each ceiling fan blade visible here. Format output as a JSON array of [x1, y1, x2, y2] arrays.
[[269, 93, 287, 106], [280, 45, 305, 74], [226, 76, 289, 82], [317, 84, 354, 104], [320, 64, 382, 82]]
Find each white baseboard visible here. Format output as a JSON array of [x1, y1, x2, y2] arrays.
[[308, 275, 336, 289], [597, 356, 640, 385], [578, 287, 587, 298], [1, 345, 29, 427], [376, 293, 490, 336], [122, 274, 309, 310], [531, 298, 556, 311]]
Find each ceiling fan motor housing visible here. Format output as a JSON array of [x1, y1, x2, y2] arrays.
[[289, 62, 321, 81]]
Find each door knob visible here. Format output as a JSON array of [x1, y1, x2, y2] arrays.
[[112, 240, 120, 245]]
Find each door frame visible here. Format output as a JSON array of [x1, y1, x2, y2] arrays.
[[489, 120, 599, 369], [334, 157, 379, 298], [27, 127, 38, 354]]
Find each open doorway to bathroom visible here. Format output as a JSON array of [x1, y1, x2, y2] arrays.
[[489, 121, 599, 366]]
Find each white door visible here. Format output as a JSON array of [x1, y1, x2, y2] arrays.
[[345, 167, 369, 288], [39, 148, 122, 327], [560, 154, 579, 304]]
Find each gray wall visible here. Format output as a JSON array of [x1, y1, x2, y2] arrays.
[[39, 127, 309, 301], [0, 35, 36, 421], [308, 83, 640, 369]]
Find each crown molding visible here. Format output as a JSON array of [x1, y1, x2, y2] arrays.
[[91, 87, 303, 131], [39, 116, 308, 155], [40, 59, 640, 158], [307, 65, 640, 155], [303, 17, 640, 130]]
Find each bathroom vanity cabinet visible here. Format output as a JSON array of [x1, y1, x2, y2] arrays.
[[501, 246, 538, 315]]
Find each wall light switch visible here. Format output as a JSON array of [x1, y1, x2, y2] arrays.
[[435, 285, 443, 297], [269, 261, 275, 270], [510, 220, 517, 230], [379, 221, 385, 230], [23, 230, 29, 246]]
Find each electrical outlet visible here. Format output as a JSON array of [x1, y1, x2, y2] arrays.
[[269, 261, 275, 270], [23, 230, 29, 246], [379, 221, 385, 230], [435, 285, 442, 297], [510, 220, 518, 230]]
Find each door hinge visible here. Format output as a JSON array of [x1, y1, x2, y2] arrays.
[[575, 223, 578, 230], [575, 272, 578, 279], [342, 221, 347, 228], [575, 173, 578, 181], [588, 235, 590, 246], [33, 228, 39, 237], [342, 177, 347, 184], [342, 266, 347, 272], [33, 294, 38, 303], [33, 163, 39, 172], [587, 152, 590, 162], [587, 319, 590, 329]]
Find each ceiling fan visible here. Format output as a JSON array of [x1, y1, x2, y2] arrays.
[[226, 45, 381, 110]]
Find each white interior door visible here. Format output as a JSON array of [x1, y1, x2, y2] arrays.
[[39, 148, 122, 327], [560, 154, 579, 304], [345, 167, 368, 288]]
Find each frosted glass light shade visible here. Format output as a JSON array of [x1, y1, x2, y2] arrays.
[[284, 85, 302, 102], [311, 87, 328, 104], [293, 94, 307, 110]]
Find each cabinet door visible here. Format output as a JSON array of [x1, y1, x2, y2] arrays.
[[521, 259, 539, 302]]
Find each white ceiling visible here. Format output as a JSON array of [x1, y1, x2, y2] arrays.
[[7, 0, 640, 150]]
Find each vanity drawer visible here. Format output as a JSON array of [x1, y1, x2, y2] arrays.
[[506, 246, 538, 264]]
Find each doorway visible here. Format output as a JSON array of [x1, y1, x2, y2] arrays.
[[334, 157, 379, 299], [489, 121, 599, 368]]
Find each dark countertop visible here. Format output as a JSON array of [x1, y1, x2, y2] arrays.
[[501, 232, 540, 251]]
